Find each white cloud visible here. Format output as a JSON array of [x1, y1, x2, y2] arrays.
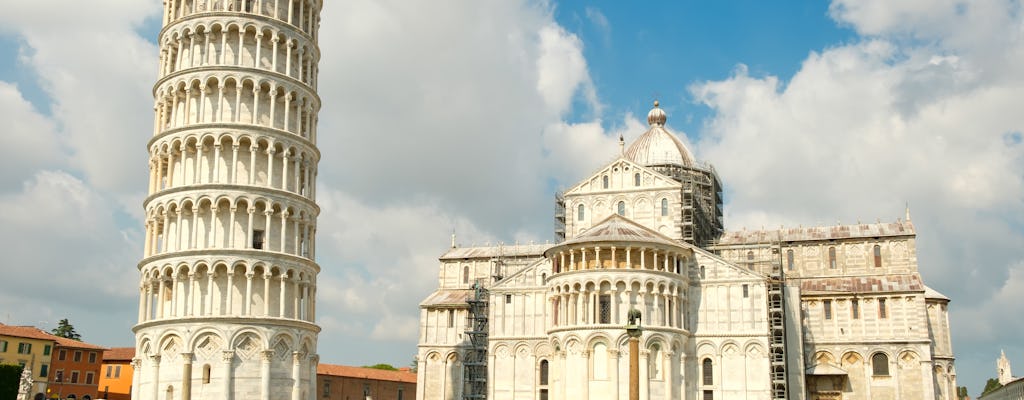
[[537, 24, 597, 116], [0, 81, 63, 187], [0, 0, 159, 195], [690, 1, 1024, 391], [0, 170, 140, 342]]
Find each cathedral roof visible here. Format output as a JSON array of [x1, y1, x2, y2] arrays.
[[924, 285, 950, 301], [440, 243, 550, 260], [419, 289, 472, 308], [716, 220, 916, 245], [552, 214, 682, 251], [799, 274, 923, 294], [623, 101, 697, 168]]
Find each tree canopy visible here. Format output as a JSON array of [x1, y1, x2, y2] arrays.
[[51, 318, 81, 341], [0, 364, 24, 400], [363, 363, 398, 371], [982, 378, 1003, 396]]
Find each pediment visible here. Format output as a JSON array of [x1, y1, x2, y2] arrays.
[[564, 158, 681, 196]]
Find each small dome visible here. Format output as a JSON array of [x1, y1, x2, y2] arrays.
[[647, 100, 667, 126], [625, 101, 696, 167]]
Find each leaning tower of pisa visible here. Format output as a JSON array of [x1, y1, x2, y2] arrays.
[[133, 1, 322, 399]]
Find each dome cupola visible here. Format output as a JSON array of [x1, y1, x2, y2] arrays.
[[625, 101, 696, 167]]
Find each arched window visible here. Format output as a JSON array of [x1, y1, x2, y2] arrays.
[[873, 245, 882, 268], [872, 353, 889, 376], [828, 247, 837, 269], [617, 201, 625, 216], [661, 198, 668, 216], [786, 249, 794, 270], [593, 343, 609, 379], [649, 344, 661, 379], [462, 266, 469, 284], [702, 358, 713, 385], [634, 173, 641, 186], [746, 251, 754, 269], [539, 360, 549, 385], [577, 204, 585, 221], [603, 175, 609, 188], [202, 364, 211, 384]]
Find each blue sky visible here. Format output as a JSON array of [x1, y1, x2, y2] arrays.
[[0, 1, 1022, 396]]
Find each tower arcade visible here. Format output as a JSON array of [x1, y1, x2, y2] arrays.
[[133, 1, 323, 399]]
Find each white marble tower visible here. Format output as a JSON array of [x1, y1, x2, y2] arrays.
[[133, 1, 322, 399]]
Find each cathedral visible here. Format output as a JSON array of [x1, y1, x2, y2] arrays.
[[415, 102, 957, 400]]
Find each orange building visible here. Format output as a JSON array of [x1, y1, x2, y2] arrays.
[[96, 347, 134, 400], [317, 364, 417, 400], [49, 336, 106, 400]]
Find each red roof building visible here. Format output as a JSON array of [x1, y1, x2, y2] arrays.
[[316, 364, 417, 400]]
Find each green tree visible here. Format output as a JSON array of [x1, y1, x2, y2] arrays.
[[51, 318, 81, 341], [363, 363, 398, 371], [957, 385, 969, 399], [0, 363, 24, 400], [982, 378, 1003, 396]]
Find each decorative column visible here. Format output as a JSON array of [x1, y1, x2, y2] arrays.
[[222, 351, 235, 400], [181, 352, 193, 400], [150, 355, 162, 400], [261, 350, 274, 400], [291, 351, 302, 400]]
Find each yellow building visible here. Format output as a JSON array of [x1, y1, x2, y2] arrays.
[[0, 323, 58, 398]]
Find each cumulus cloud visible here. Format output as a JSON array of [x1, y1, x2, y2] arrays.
[[690, 0, 1024, 391], [0, 82, 63, 187], [0, 171, 139, 342], [0, 0, 160, 196]]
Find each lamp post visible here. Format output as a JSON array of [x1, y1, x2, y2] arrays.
[[626, 309, 643, 400]]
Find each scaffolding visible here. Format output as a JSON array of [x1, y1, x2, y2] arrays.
[[767, 246, 789, 400], [646, 163, 723, 248], [463, 284, 489, 400]]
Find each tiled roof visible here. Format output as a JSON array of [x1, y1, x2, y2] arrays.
[[798, 274, 923, 294], [420, 290, 472, 308], [441, 244, 550, 260], [716, 221, 915, 245], [0, 323, 106, 350], [317, 364, 416, 383], [0, 324, 59, 341], [104, 347, 136, 361], [53, 335, 107, 350]]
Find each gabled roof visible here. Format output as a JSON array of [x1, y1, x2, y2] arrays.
[[317, 363, 417, 383], [549, 214, 683, 253], [0, 324, 58, 341], [0, 323, 106, 350], [103, 347, 136, 362], [806, 363, 848, 376], [924, 285, 950, 301], [562, 157, 681, 196]]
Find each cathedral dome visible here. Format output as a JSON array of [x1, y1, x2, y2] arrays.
[[625, 101, 696, 167]]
